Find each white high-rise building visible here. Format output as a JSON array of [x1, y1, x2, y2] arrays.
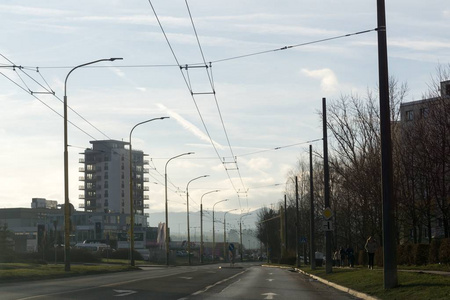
[[79, 140, 149, 216]]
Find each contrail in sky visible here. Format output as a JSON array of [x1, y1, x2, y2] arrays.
[[156, 103, 223, 149]]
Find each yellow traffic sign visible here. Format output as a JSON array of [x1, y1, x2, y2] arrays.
[[323, 207, 333, 220]]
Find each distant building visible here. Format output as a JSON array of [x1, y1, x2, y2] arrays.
[[398, 80, 450, 242], [31, 198, 58, 209], [79, 140, 149, 216], [0, 199, 149, 252], [400, 80, 450, 123]]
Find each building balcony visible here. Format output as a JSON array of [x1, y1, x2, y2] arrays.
[[143, 169, 149, 173], [143, 160, 149, 165], [79, 158, 85, 163], [143, 178, 149, 182], [78, 203, 85, 208], [144, 204, 149, 209], [79, 194, 85, 199], [143, 195, 149, 200], [79, 185, 85, 190], [143, 186, 149, 191], [79, 176, 85, 181], [79, 167, 85, 172]]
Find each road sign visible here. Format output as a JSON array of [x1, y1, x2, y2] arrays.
[[323, 220, 333, 231], [323, 207, 333, 220], [229, 243, 235, 251]]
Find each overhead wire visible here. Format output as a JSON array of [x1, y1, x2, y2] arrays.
[[147, 0, 244, 210], [185, 0, 246, 189]]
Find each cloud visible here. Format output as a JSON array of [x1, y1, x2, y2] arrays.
[[156, 103, 223, 149], [301, 68, 338, 92], [246, 157, 272, 171]]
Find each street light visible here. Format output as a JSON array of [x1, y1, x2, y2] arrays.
[[224, 208, 237, 262], [286, 176, 300, 267], [200, 190, 219, 263], [129, 117, 169, 266], [239, 212, 251, 262], [212, 199, 228, 263], [165, 152, 194, 266], [63, 57, 122, 272], [186, 175, 209, 265]]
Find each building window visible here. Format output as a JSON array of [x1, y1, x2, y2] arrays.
[[104, 181, 109, 188], [405, 110, 414, 121], [104, 163, 108, 170], [104, 190, 109, 197], [420, 108, 429, 118], [104, 172, 109, 179]]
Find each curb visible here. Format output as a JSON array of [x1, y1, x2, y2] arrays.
[[295, 268, 380, 300]]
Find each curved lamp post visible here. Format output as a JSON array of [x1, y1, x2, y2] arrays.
[[129, 117, 169, 266], [186, 175, 209, 265], [223, 208, 237, 262], [239, 212, 251, 262], [200, 190, 219, 263], [63, 57, 122, 272], [165, 152, 194, 266], [212, 199, 228, 262]]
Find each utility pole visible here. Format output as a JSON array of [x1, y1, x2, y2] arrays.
[[309, 145, 316, 270], [323, 97, 332, 274], [377, 0, 398, 289], [295, 176, 300, 267]]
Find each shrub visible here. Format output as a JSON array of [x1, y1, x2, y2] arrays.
[[438, 238, 450, 264], [413, 244, 429, 265], [429, 239, 441, 264], [70, 249, 102, 263], [397, 244, 408, 265], [358, 249, 367, 266], [375, 246, 383, 267], [109, 249, 143, 261]]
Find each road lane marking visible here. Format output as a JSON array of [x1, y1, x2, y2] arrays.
[[113, 289, 137, 297], [179, 276, 193, 280], [191, 270, 247, 296], [262, 292, 277, 299]]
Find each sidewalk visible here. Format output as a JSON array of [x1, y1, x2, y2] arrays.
[[295, 267, 450, 300]]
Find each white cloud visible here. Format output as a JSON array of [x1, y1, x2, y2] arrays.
[[301, 68, 339, 93], [246, 157, 272, 171]]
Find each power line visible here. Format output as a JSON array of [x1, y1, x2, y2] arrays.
[[210, 28, 378, 64]]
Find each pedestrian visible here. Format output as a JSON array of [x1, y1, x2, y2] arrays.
[[365, 236, 377, 269], [346, 245, 354, 267], [339, 247, 346, 267]]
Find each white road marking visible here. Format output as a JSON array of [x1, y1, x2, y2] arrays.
[[262, 292, 277, 299], [113, 289, 137, 297]]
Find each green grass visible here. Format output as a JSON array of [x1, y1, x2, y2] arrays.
[[0, 263, 138, 282], [301, 266, 450, 300]]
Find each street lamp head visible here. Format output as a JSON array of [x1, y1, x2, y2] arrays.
[[110, 57, 123, 61], [187, 152, 195, 155]]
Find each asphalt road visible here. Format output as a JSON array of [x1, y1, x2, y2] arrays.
[[0, 263, 358, 300]]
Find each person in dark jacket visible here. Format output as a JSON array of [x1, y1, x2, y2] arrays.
[[346, 245, 355, 267]]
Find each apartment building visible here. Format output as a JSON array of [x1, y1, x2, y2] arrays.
[[79, 140, 149, 216]]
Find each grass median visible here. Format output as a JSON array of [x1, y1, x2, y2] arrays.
[[0, 262, 138, 282], [300, 265, 450, 300]]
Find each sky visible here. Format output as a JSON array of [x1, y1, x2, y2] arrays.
[[0, 1, 449, 229]]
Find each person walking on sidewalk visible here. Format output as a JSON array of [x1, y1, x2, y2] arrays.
[[365, 236, 377, 269]]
